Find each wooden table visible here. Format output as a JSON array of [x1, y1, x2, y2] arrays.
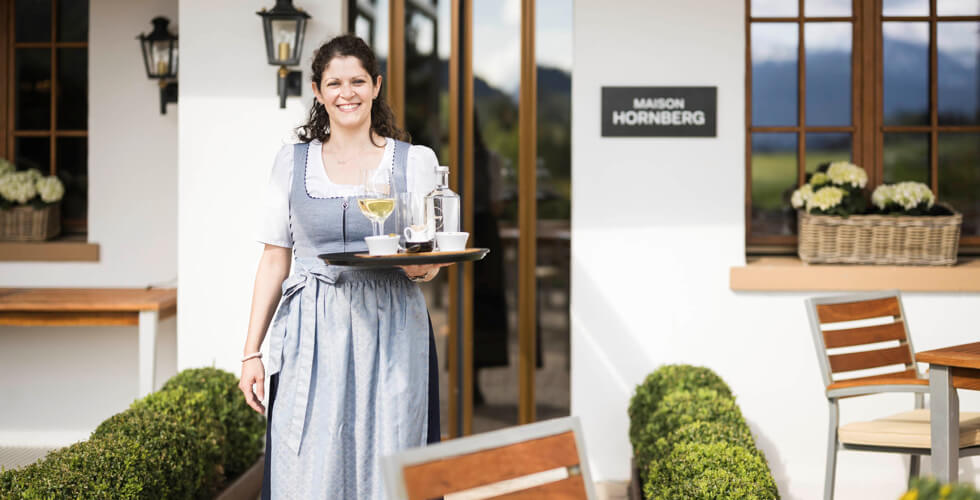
[[0, 288, 177, 397], [917, 342, 980, 482]]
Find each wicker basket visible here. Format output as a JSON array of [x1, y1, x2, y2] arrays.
[[797, 204, 962, 266], [0, 204, 61, 241]]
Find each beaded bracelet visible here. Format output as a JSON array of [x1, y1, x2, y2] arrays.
[[241, 352, 262, 362]]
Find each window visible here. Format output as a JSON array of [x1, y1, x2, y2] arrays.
[[3, 0, 89, 233], [746, 0, 980, 252]]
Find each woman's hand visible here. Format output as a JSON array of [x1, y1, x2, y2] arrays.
[[240, 358, 266, 415], [399, 263, 451, 282]]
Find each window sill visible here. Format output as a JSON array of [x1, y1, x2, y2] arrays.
[[0, 235, 99, 262], [730, 257, 980, 292]]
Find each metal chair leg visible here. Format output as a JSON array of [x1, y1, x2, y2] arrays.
[[825, 400, 839, 500], [909, 392, 924, 483]]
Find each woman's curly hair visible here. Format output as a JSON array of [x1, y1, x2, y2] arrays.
[[296, 34, 410, 145]]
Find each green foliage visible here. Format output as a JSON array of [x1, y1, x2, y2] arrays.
[[0, 368, 264, 500], [642, 421, 757, 476], [643, 442, 779, 500], [633, 389, 747, 476], [161, 367, 265, 479], [627, 364, 779, 499], [628, 364, 732, 450], [903, 478, 980, 500]]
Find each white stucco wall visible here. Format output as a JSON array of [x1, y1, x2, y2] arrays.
[[0, 0, 179, 447], [176, 0, 343, 375], [570, 1, 980, 499]]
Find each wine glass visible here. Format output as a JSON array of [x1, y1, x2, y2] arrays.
[[359, 166, 394, 237]]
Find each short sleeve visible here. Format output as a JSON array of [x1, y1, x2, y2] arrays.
[[406, 144, 439, 198], [256, 144, 294, 248]]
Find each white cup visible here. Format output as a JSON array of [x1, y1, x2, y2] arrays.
[[365, 235, 400, 256], [435, 232, 469, 252]]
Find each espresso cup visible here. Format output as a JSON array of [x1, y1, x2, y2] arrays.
[[365, 235, 399, 256], [435, 232, 469, 252]]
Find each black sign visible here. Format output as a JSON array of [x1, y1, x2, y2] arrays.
[[601, 86, 716, 137]]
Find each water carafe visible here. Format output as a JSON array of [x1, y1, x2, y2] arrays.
[[425, 165, 460, 235]]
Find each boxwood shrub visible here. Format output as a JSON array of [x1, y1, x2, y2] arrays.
[[628, 365, 732, 451], [647, 420, 757, 471], [161, 367, 265, 479], [0, 368, 264, 500], [628, 365, 779, 499], [643, 441, 779, 500]]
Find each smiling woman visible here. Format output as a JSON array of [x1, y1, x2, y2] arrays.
[[239, 34, 445, 500]]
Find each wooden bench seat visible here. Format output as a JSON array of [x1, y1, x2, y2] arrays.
[[0, 288, 177, 396]]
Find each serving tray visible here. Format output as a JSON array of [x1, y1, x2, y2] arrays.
[[319, 248, 489, 267]]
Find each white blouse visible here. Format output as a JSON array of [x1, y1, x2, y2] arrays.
[[257, 138, 439, 248]]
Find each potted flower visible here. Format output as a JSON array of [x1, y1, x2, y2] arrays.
[[0, 158, 66, 241], [791, 162, 961, 266]]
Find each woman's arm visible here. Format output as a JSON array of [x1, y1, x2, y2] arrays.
[[239, 244, 292, 415]]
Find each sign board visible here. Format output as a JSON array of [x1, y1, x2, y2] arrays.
[[601, 86, 716, 137]]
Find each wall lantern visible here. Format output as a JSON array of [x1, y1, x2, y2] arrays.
[[257, 0, 310, 108], [138, 17, 178, 115]]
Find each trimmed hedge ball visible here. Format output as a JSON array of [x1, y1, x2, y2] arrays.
[[162, 367, 265, 480], [4, 387, 224, 499], [637, 420, 757, 476], [644, 442, 779, 500], [628, 364, 732, 449], [0, 368, 265, 500]]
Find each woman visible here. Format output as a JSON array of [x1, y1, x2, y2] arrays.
[[238, 34, 444, 499]]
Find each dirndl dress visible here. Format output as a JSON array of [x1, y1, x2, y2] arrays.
[[261, 140, 439, 499]]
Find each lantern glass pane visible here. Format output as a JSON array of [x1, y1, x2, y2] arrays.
[[272, 19, 300, 61], [150, 40, 173, 76]]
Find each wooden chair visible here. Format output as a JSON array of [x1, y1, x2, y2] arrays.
[[381, 416, 597, 500], [806, 291, 980, 500]]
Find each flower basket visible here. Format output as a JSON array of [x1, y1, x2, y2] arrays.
[[0, 203, 61, 241], [797, 203, 962, 266]]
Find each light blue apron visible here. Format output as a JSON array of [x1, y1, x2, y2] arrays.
[[264, 140, 429, 499]]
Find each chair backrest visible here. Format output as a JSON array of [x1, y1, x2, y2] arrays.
[[805, 290, 919, 391], [382, 416, 597, 500]]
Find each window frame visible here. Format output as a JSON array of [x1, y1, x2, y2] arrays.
[[4, 0, 88, 233], [745, 0, 980, 253]]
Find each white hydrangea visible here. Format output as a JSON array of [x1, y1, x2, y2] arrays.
[[791, 184, 814, 209], [871, 184, 894, 210], [36, 175, 65, 203], [810, 172, 829, 186], [0, 158, 13, 176], [891, 181, 934, 210], [826, 161, 868, 189], [24, 168, 44, 182], [0, 171, 38, 204], [806, 186, 847, 213]]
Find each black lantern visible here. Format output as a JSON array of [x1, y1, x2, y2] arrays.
[[138, 17, 178, 115], [257, 0, 311, 108]]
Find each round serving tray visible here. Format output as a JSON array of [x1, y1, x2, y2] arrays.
[[319, 248, 489, 267]]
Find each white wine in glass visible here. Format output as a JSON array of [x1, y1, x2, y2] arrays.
[[360, 166, 394, 236]]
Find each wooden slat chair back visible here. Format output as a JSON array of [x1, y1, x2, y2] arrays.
[[806, 291, 923, 396], [805, 291, 934, 500], [382, 416, 597, 500]]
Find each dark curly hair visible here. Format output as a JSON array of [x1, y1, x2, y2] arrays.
[[296, 34, 410, 145]]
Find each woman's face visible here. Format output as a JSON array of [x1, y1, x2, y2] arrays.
[[313, 55, 381, 132]]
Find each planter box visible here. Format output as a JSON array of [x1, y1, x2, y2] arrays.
[[215, 455, 264, 500], [797, 204, 962, 266], [0, 204, 60, 241]]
